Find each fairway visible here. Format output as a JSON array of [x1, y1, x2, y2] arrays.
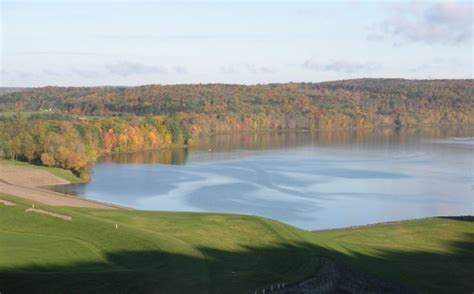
[[0, 192, 473, 293]]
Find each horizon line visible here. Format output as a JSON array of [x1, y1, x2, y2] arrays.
[[2, 77, 473, 89]]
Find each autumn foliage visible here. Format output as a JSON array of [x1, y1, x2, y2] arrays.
[[0, 115, 189, 179], [0, 79, 472, 179]]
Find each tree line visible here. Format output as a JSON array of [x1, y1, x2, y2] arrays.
[[0, 114, 190, 180], [1, 79, 472, 118]]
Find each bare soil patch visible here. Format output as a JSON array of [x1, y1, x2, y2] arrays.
[[0, 165, 121, 209], [0, 165, 69, 187]]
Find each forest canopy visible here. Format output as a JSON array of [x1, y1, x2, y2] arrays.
[[1, 79, 472, 179]]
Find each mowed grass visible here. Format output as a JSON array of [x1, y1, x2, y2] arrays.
[[0, 160, 83, 183], [310, 218, 474, 294], [0, 193, 319, 294], [0, 192, 472, 293]]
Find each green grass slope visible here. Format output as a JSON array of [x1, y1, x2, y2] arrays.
[[0, 193, 318, 294], [0, 192, 472, 293], [310, 217, 474, 294]]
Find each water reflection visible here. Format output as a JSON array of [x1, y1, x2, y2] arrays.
[[50, 127, 474, 230], [100, 148, 189, 165], [99, 127, 473, 165]]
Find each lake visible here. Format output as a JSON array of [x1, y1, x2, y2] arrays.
[[50, 127, 474, 230]]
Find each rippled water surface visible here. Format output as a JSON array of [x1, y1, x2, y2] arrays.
[[52, 128, 474, 230]]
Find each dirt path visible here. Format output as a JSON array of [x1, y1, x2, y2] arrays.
[[25, 207, 72, 221], [0, 164, 124, 209]]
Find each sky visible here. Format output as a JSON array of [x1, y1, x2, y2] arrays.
[[1, 0, 473, 86]]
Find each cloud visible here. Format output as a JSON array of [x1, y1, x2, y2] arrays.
[[38, 63, 188, 80], [409, 57, 467, 72], [259, 66, 278, 74], [219, 65, 239, 74], [371, 1, 473, 45], [70, 68, 101, 78], [244, 64, 278, 74], [409, 64, 431, 73], [302, 60, 382, 73], [105, 62, 169, 77], [173, 66, 188, 75], [42, 69, 62, 77], [42, 68, 100, 79], [1, 69, 41, 86], [366, 33, 385, 42], [104, 62, 188, 77], [96, 32, 314, 42], [1, 69, 39, 79], [220, 64, 278, 75], [6, 51, 97, 56]]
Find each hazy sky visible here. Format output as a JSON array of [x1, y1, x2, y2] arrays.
[[1, 0, 473, 86]]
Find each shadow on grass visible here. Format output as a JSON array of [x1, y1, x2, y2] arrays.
[[438, 216, 474, 223], [314, 231, 474, 294], [0, 242, 315, 294], [0, 231, 473, 294]]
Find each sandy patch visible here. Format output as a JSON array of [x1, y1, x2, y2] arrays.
[[25, 207, 72, 221], [0, 199, 16, 206], [0, 164, 123, 209], [0, 181, 118, 208], [0, 165, 69, 187]]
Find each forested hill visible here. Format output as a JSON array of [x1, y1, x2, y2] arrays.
[[0, 79, 472, 179], [1, 79, 472, 130]]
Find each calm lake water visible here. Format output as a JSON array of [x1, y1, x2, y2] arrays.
[[51, 127, 474, 230]]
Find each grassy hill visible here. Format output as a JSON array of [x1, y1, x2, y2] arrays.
[[0, 193, 319, 294], [311, 217, 474, 293], [0, 192, 473, 293]]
